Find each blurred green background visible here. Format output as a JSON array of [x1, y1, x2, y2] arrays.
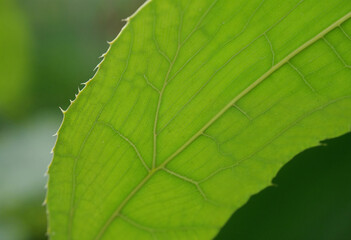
[[0, 0, 350, 239]]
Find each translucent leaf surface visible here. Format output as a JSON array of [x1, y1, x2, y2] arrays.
[[47, 0, 351, 239]]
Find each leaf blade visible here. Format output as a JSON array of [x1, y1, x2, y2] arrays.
[[47, 0, 351, 239]]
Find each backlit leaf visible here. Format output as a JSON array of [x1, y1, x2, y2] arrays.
[[47, 0, 351, 239]]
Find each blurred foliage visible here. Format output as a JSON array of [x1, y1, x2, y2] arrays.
[[0, 197, 47, 240], [0, 0, 32, 120], [18, 0, 145, 117], [0, 0, 144, 123], [0, 113, 59, 240]]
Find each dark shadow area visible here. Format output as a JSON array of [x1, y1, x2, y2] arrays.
[[0, 197, 46, 240], [216, 132, 351, 240]]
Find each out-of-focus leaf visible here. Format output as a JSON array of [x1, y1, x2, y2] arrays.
[[0, 0, 32, 119], [0, 113, 59, 240], [19, 0, 144, 112], [0, 113, 59, 202]]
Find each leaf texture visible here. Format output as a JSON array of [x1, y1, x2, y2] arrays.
[[47, 0, 351, 239]]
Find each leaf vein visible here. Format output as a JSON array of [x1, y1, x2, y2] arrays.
[[288, 61, 316, 92], [158, 0, 306, 134], [199, 95, 351, 183], [98, 121, 150, 171], [323, 36, 351, 68], [160, 11, 351, 171]]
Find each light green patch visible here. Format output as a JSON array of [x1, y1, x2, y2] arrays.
[[0, 0, 32, 119]]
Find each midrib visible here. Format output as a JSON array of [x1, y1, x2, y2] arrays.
[[161, 11, 351, 167], [94, 11, 351, 240]]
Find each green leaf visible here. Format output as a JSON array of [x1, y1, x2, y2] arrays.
[[47, 0, 351, 239], [0, 0, 32, 119]]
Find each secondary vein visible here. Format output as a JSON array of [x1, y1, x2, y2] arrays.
[[161, 11, 351, 168]]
